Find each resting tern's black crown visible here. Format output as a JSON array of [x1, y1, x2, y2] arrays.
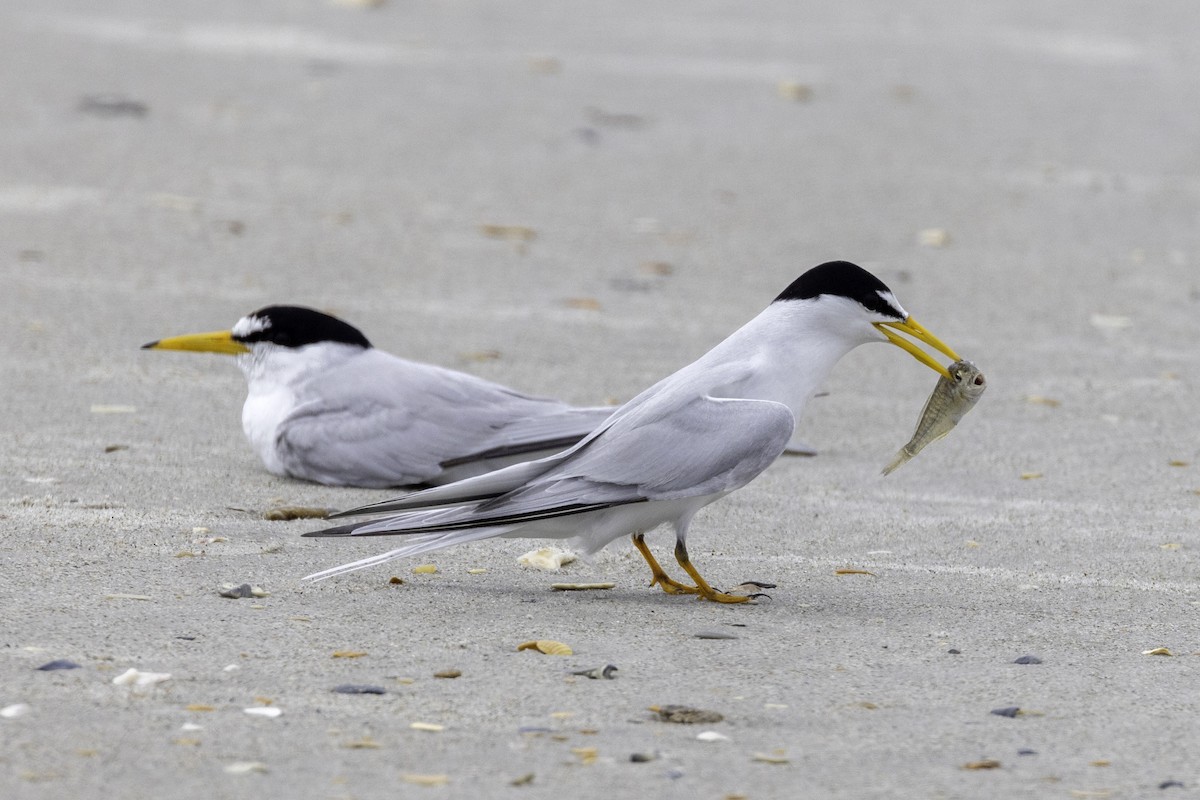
[[774, 261, 905, 319], [239, 305, 372, 349]]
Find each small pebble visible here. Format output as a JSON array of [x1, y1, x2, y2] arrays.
[[630, 752, 657, 763], [1018, 749, 1038, 756], [990, 706, 1021, 718], [37, 659, 81, 671], [1014, 655, 1043, 665], [332, 684, 387, 695]]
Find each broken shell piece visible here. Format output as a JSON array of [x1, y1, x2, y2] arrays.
[[185, 704, 216, 712], [835, 568, 876, 576], [112, 668, 171, 686], [224, 761, 268, 775], [962, 759, 1002, 770], [777, 80, 813, 101], [219, 583, 269, 599], [401, 774, 449, 787], [571, 664, 618, 680], [1143, 647, 1173, 656], [411, 564, 438, 574], [551, 582, 614, 591], [244, 707, 282, 718], [262, 506, 330, 521], [517, 640, 574, 656], [518, 547, 577, 571], [649, 705, 724, 724], [917, 228, 951, 247], [410, 722, 445, 732], [479, 224, 536, 243], [332, 650, 368, 659], [695, 730, 730, 742], [342, 737, 381, 749], [0, 703, 31, 718], [36, 659, 81, 671], [467, 568, 487, 574], [752, 752, 790, 764], [433, 669, 462, 679]]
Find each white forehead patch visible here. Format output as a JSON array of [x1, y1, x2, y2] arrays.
[[876, 289, 908, 320], [232, 314, 272, 338]]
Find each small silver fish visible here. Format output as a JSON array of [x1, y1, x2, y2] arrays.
[[882, 360, 986, 475]]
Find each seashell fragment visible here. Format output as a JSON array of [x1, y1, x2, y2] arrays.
[[36, 659, 81, 671], [224, 761, 268, 775], [1, 703, 31, 718], [1143, 647, 1173, 656], [1014, 655, 1043, 664], [332, 684, 386, 695], [695, 730, 730, 742], [517, 640, 574, 656], [342, 737, 381, 749], [649, 705, 724, 724], [752, 751, 790, 764], [401, 774, 449, 787], [835, 568, 875, 576], [244, 707, 282, 718], [410, 722, 445, 732], [185, 704, 216, 712], [571, 664, 618, 680], [962, 759, 1001, 770], [990, 706, 1021, 718], [433, 669, 462, 679], [518, 547, 577, 570], [332, 651, 368, 659], [112, 668, 171, 686], [411, 564, 438, 574]]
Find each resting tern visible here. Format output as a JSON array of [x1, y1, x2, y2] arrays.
[[304, 262, 963, 602], [142, 305, 616, 488]]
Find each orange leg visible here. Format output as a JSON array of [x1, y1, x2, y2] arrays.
[[631, 534, 699, 595], [673, 541, 754, 604]]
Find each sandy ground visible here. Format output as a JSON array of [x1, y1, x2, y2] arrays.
[[2, 1, 1200, 798]]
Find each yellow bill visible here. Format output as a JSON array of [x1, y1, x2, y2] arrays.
[[874, 317, 960, 378], [141, 330, 250, 355]]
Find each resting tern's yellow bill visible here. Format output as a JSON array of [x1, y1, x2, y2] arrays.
[[304, 262, 962, 602], [142, 305, 615, 488]]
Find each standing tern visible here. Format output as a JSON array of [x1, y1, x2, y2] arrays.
[[142, 305, 615, 488], [303, 261, 963, 602]]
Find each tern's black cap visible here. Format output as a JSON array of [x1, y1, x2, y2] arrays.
[[237, 305, 372, 349], [773, 261, 903, 318]]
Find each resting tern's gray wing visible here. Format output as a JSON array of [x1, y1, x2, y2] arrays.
[[276, 349, 585, 488], [308, 393, 795, 538]]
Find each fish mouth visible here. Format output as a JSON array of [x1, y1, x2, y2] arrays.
[[874, 317, 960, 379], [141, 329, 250, 355]]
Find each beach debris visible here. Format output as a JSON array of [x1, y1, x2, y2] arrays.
[[244, 707, 282, 718], [433, 669, 462, 679], [650, 705, 724, 724], [1020, 472, 1043, 480], [1024, 395, 1061, 407], [410, 722, 445, 732], [551, 582, 614, 591], [630, 752, 658, 763], [752, 751, 790, 764], [185, 704, 216, 712], [510, 772, 536, 785], [517, 640, 574, 656], [104, 593, 152, 601], [389, 576, 404, 584], [571, 747, 598, 765], [466, 568, 487, 574], [401, 774, 449, 787], [332, 684, 386, 695], [835, 568, 876, 576], [571, 664, 618, 680], [917, 228, 951, 247], [694, 631, 738, 640], [112, 668, 170, 686], [36, 659, 81, 671], [342, 737, 381, 749], [411, 564, 438, 575], [104, 444, 128, 453], [1018, 748, 1037, 756], [79, 94, 148, 117], [1144, 647, 1173, 656], [1, 703, 31, 719], [180, 722, 203, 731], [1091, 760, 1111, 767], [332, 650, 368, 659], [1160, 543, 1183, 550], [518, 547, 577, 570], [990, 706, 1021, 718], [962, 759, 1002, 770], [883, 360, 986, 475], [1160, 780, 1185, 789], [1014, 655, 1043, 665], [777, 80, 813, 101], [218, 583, 269, 599], [262, 506, 330, 521], [224, 761, 268, 775], [479, 224, 536, 244], [1168, 459, 1189, 467], [696, 731, 730, 742]]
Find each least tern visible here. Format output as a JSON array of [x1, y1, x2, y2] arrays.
[[304, 262, 962, 602], [142, 305, 615, 488]]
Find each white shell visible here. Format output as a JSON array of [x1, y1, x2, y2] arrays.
[[244, 707, 282, 718], [112, 668, 171, 686], [517, 547, 577, 571]]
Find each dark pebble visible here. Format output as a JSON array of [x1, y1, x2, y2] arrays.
[[219, 583, 254, 599], [1160, 780, 1185, 789], [630, 752, 657, 763], [37, 659, 81, 671], [948, 649, 961, 655], [1014, 655, 1043, 665], [990, 706, 1021, 718], [1017, 749, 1038, 756], [331, 684, 386, 695]]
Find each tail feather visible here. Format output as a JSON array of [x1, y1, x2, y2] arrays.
[[303, 526, 513, 581]]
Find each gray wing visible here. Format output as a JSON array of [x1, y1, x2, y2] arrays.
[[309, 394, 794, 537], [276, 350, 575, 488]]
